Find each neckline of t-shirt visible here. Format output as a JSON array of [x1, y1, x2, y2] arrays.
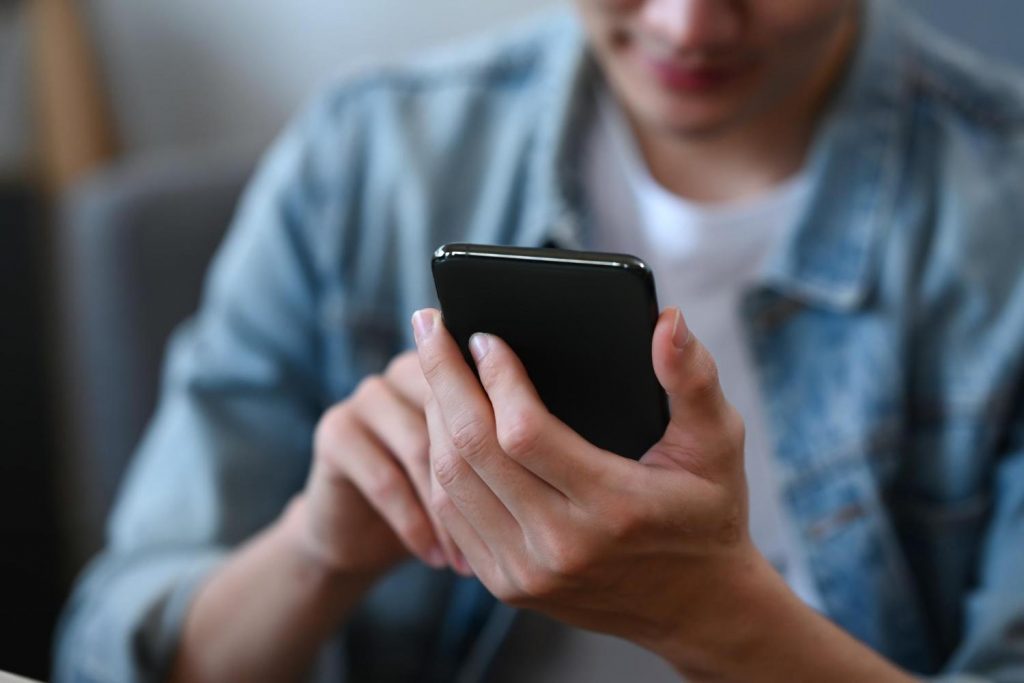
[[597, 87, 812, 231]]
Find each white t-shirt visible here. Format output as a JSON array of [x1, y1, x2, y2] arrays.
[[487, 90, 821, 681]]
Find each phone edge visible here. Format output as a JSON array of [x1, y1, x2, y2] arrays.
[[433, 243, 652, 274]]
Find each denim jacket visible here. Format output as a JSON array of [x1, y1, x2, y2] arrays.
[[56, 1, 1024, 681]]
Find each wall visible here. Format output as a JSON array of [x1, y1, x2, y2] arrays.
[[88, 0, 558, 158]]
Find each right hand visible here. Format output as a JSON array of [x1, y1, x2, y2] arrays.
[[291, 351, 468, 579]]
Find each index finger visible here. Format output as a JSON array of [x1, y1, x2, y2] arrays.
[[384, 351, 431, 408], [411, 309, 494, 440], [469, 332, 631, 503], [411, 309, 559, 517]]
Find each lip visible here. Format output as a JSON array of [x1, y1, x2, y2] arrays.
[[638, 53, 740, 94]]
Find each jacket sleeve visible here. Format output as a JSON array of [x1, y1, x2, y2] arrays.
[[935, 414, 1024, 683], [53, 90, 353, 683]]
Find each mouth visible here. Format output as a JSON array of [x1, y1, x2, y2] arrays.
[[637, 52, 742, 94]]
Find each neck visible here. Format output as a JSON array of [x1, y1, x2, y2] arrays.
[[628, 12, 859, 204]]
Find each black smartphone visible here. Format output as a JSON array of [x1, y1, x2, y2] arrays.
[[431, 243, 668, 460]]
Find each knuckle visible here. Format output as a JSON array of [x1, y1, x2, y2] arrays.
[[431, 448, 463, 489], [605, 504, 644, 542], [315, 403, 350, 440], [477, 355, 515, 392], [396, 512, 432, 547], [364, 469, 401, 502], [490, 569, 521, 605], [383, 352, 414, 379], [548, 542, 588, 580], [313, 404, 353, 462], [532, 524, 588, 580], [724, 405, 746, 445], [429, 486, 455, 517], [419, 350, 446, 384], [353, 374, 385, 404], [517, 566, 564, 602], [407, 432, 431, 463], [387, 352, 427, 396], [499, 556, 536, 605], [497, 409, 543, 459], [687, 350, 721, 397], [449, 414, 490, 457]]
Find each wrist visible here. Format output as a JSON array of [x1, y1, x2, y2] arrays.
[[276, 495, 379, 594], [653, 548, 914, 683], [652, 546, 794, 680]]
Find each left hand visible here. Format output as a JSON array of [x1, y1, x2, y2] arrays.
[[411, 306, 783, 674]]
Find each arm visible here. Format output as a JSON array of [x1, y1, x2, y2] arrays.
[[411, 307, 921, 683], [167, 348, 465, 683], [165, 499, 373, 683]]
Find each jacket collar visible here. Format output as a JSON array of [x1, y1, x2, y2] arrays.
[[528, 0, 914, 312], [760, 0, 913, 310]]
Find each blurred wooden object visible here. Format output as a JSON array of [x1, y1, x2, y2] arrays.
[[30, 0, 118, 193]]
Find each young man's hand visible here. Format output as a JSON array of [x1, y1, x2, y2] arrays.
[[293, 350, 467, 579], [411, 307, 919, 683], [411, 306, 776, 672], [171, 351, 475, 683]]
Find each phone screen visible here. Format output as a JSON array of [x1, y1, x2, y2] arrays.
[[432, 243, 668, 459]]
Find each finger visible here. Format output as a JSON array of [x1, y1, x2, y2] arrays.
[[414, 310, 569, 524], [336, 419, 445, 568], [384, 351, 431, 408], [419, 389, 523, 551], [412, 308, 495, 447], [649, 308, 742, 477], [351, 375, 459, 568], [424, 396, 499, 578], [469, 332, 631, 504], [351, 375, 429, 480], [652, 308, 728, 416]]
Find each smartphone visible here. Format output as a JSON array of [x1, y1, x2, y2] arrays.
[[431, 243, 668, 460]]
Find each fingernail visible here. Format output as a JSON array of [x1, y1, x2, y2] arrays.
[[427, 545, 446, 569], [469, 333, 490, 363], [412, 309, 436, 342], [671, 308, 690, 351]]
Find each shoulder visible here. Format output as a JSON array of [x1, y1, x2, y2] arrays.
[[898, 11, 1024, 175], [879, 9, 1024, 255], [299, 8, 581, 145], [871, 10, 1024, 369], [251, 7, 581, 228], [903, 15, 1024, 131]]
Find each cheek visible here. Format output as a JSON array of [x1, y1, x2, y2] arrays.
[[575, 0, 642, 30], [590, 0, 643, 9], [751, 1, 855, 50], [573, 1, 625, 58]]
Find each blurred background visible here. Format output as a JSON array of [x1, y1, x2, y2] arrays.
[[1, 0, 1021, 679]]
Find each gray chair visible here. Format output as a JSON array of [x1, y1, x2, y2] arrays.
[[57, 151, 252, 568]]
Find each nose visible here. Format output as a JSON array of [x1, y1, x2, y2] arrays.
[[638, 0, 742, 53]]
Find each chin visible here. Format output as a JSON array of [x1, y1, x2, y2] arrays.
[[604, 53, 759, 139], [627, 85, 749, 139]]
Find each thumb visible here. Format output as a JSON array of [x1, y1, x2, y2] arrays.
[[647, 308, 742, 476]]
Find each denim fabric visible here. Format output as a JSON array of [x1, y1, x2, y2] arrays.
[[55, 1, 1024, 681]]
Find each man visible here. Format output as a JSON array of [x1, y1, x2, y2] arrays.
[[57, 0, 1024, 681]]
